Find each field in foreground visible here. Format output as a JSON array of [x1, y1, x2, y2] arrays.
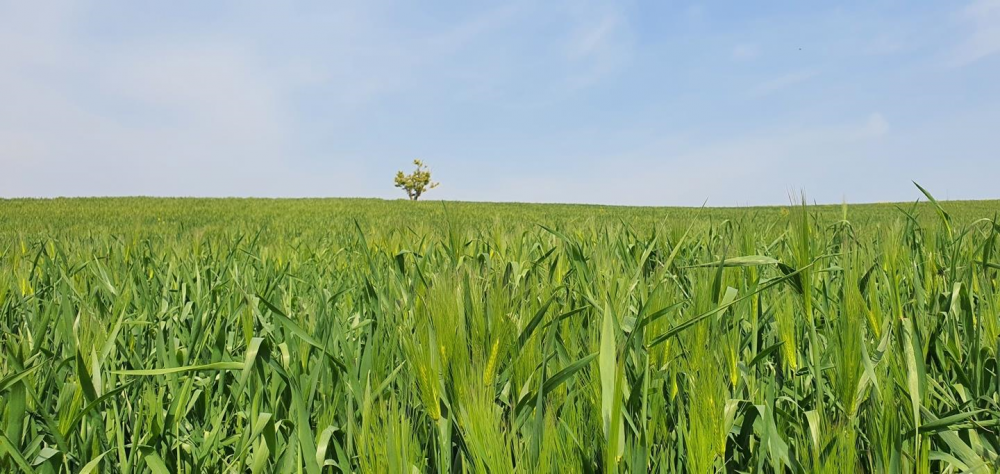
[[2, 196, 1000, 473]]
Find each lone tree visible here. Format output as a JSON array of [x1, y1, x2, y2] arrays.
[[394, 160, 439, 200]]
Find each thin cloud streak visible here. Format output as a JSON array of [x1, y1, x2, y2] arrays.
[[950, 0, 1000, 66], [751, 70, 819, 97]]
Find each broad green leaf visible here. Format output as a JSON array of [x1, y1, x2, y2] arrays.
[[114, 361, 243, 376], [684, 255, 780, 268]]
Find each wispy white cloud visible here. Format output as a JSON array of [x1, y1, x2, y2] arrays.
[[732, 43, 760, 61], [470, 113, 898, 206], [0, 1, 642, 198], [950, 0, 1000, 66], [568, 15, 622, 59], [752, 70, 819, 97], [861, 112, 890, 138], [864, 36, 905, 56], [561, 4, 634, 90], [0, 5, 329, 197], [684, 4, 708, 22], [288, 2, 630, 106]]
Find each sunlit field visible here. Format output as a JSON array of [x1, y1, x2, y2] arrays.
[[2, 194, 1000, 472]]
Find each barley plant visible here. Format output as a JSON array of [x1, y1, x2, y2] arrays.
[[1, 190, 999, 473]]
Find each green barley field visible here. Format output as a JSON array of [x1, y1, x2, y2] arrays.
[[2, 193, 1000, 473]]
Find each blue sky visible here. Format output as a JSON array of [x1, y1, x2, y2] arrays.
[[2, 1, 999, 205]]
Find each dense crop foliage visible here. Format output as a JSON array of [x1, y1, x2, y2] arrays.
[[2, 195, 1000, 472]]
